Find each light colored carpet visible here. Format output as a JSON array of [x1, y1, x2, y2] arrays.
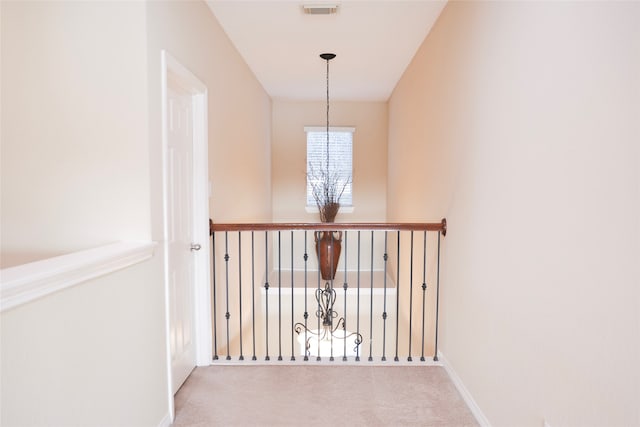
[[173, 365, 479, 427]]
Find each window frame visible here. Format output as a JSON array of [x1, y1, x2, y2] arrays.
[[304, 126, 355, 211]]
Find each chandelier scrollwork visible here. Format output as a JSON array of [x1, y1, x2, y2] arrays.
[[294, 282, 363, 357]]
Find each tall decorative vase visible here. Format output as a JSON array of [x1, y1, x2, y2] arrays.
[[314, 231, 342, 280]]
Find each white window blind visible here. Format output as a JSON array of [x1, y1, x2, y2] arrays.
[[306, 127, 354, 207]]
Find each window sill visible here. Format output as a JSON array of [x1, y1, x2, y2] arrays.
[[305, 205, 354, 214]]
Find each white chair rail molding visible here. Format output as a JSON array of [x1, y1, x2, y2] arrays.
[[0, 241, 157, 312]]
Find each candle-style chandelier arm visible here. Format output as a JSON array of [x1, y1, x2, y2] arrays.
[[294, 282, 364, 357]]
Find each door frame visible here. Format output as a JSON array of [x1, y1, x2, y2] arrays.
[[161, 50, 212, 420]]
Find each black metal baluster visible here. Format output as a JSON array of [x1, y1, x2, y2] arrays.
[[382, 231, 388, 361], [252, 231, 257, 361], [303, 231, 309, 361], [343, 231, 348, 361], [395, 231, 400, 362], [265, 231, 270, 361], [224, 232, 231, 360], [330, 231, 335, 362], [408, 231, 414, 362], [316, 232, 321, 361], [278, 231, 282, 361], [212, 232, 218, 360], [433, 231, 441, 362], [238, 231, 244, 361], [368, 230, 374, 362], [356, 230, 361, 362], [290, 231, 295, 361], [420, 230, 427, 362]]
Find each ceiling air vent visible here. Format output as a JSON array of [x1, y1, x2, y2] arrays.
[[303, 4, 339, 15]]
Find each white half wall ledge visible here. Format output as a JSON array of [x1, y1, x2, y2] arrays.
[[157, 413, 172, 427], [439, 352, 492, 427], [0, 241, 157, 313]]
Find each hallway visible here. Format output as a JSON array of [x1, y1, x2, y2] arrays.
[[173, 365, 478, 426]]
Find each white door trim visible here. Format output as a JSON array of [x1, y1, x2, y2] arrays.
[[161, 50, 212, 421]]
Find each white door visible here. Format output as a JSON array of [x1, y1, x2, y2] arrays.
[[167, 80, 197, 394]]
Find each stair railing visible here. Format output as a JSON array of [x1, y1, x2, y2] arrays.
[[209, 219, 446, 363]]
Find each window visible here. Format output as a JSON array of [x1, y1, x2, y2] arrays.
[[306, 126, 354, 207]]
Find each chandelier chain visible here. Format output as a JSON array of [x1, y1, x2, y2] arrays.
[[325, 57, 330, 175]]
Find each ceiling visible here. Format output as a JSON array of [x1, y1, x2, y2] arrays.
[[206, 1, 447, 102]]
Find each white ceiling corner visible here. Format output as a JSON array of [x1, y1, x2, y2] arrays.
[[206, 1, 447, 101]]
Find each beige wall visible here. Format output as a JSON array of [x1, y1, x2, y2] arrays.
[[0, 258, 167, 426], [146, 1, 272, 229], [1, 0, 273, 425], [146, 1, 273, 364], [272, 100, 387, 223], [389, 2, 640, 426], [0, 2, 169, 426], [0, 1, 151, 265]]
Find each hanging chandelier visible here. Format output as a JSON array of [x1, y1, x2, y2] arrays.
[[320, 52, 335, 183], [294, 282, 363, 360], [307, 52, 350, 224], [294, 53, 363, 360]]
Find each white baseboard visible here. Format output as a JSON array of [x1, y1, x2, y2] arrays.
[[157, 413, 172, 427], [439, 352, 492, 427]]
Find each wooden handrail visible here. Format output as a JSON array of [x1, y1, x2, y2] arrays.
[[210, 218, 447, 236]]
